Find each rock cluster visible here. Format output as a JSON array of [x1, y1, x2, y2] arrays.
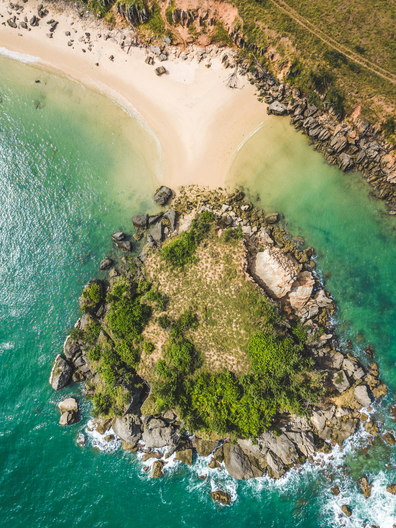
[[246, 69, 396, 209]]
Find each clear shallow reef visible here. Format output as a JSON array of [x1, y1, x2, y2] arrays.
[[0, 56, 395, 528]]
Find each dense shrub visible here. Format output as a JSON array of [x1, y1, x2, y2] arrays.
[[248, 333, 298, 377], [145, 289, 168, 311], [162, 211, 214, 268], [222, 225, 243, 242], [116, 339, 140, 368], [84, 321, 102, 345], [107, 297, 151, 343], [82, 282, 102, 305]]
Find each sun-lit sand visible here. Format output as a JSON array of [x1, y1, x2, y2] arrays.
[[0, 0, 269, 187]]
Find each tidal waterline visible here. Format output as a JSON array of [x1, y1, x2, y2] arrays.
[[0, 54, 395, 528]]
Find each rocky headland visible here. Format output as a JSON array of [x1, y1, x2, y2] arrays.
[[50, 184, 394, 503]]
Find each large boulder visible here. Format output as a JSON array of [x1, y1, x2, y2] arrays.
[[267, 101, 287, 116], [251, 247, 298, 298], [150, 221, 163, 242], [163, 209, 177, 231], [288, 271, 314, 310], [112, 414, 142, 445], [142, 418, 178, 448], [354, 385, 372, 407], [223, 443, 263, 480], [333, 370, 350, 393], [154, 186, 172, 205], [115, 240, 132, 252], [131, 214, 148, 229], [49, 354, 73, 390], [99, 258, 113, 271], [284, 430, 315, 457], [58, 397, 79, 426], [259, 432, 299, 465], [63, 336, 81, 361], [195, 438, 218, 457]]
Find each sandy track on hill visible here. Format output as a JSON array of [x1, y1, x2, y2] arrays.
[[271, 0, 396, 85]]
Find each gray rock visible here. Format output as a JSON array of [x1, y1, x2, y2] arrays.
[[195, 438, 218, 457], [266, 451, 285, 477], [131, 214, 148, 229], [49, 354, 73, 390], [354, 385, 372, 407], [155, 66, 167, 76], [154, 186, 172, 205], [339, 152, 354, 172], [59, 410, 78, 426], [58, 397, 79, 426], [223, 443, 262, 480], [163, 209, 177, 231], [63, 336, 81, 361], [142, 419, 178, 448], [314, 290, 332, 308], [267, 101, 287, 116], [111, 231, 125, 242], [264, 212, 279, 224], [99, 258, 113, 270], [150, 221, 163, 242], [115, 240, 132, 252], [148, 213, 163, 225], [113, 414, 142, 444], [284, 430, 315, 456], [333, 370, 350, 393], [259, 432, 299, 465]]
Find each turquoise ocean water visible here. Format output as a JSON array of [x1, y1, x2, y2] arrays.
[[0, 55, 395, 527]]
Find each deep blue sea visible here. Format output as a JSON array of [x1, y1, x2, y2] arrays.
[[0, 55, 395, 528]]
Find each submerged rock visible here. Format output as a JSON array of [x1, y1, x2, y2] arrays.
[[383, 432, 396, 445], [154, 186, 172, 205], [115, 240, 132, 252], [49, 354, 73, 390], [358, 476, 372, 498], [99, 258, 113, 270], [210, 490, 231, 505], [151, 460, 164, 478]]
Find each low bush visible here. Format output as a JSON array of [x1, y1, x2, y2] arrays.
[[161, 211, 214, 268]]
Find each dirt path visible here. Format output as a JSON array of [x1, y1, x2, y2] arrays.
[[270, 0, 396, 85], [160, 3, 187, 50]]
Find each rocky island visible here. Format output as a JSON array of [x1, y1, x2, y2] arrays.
[[50, 185, 391, 501]]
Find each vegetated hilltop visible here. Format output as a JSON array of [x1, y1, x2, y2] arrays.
[[83, 207, 322, 440], [71, 0, 396, 139], [51, 185, 388, 483]]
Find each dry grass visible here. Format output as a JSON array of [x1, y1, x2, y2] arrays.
[[137, 232, 266, 383]]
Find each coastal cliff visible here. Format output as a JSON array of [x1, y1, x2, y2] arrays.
[[50, 185, 390, 492]]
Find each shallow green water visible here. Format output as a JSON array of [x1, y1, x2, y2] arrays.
[[0, 55, 395, 528]]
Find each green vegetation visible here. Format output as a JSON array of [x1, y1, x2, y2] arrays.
[[161, 211, 215, 268], [232, 0, 396, 129], [141, 2, 165, 35], [210, 22, 234, 47], [77, 209, 323, 434]]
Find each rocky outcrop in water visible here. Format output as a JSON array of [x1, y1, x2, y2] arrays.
[[50, 185, 388, 486]]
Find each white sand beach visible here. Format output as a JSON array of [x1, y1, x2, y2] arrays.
[[0, 0, 268, 187]]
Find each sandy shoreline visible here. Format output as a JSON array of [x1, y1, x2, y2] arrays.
[[0, 0, 268, 188]]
